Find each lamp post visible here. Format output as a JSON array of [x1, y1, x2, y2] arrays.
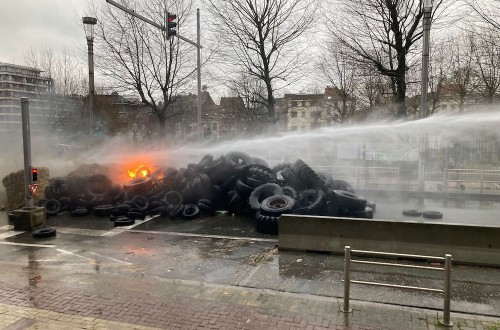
[[83, 16, 97, 135], [418, 0, 432, 193], [421, 0, 432, 119]]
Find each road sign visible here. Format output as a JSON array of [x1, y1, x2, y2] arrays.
[[29, 184, 38, 195]]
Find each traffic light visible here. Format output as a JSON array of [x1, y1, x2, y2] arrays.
[[167, 12, 177, 38], [31, 167, 38, 182]]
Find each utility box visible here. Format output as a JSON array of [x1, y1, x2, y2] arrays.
[[12, 207, 46, 231]]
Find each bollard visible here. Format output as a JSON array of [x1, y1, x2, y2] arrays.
[[341, 246, 352, 313], [441, 254, 453, 327]]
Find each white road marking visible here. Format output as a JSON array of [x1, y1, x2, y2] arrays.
[[0, 231, 26, 239], [127, 229, 278, 242], [100, 215, 159, 237], [89, 252, 132, 265], [56, 248, 91, 260], [0, 242, 55, 248]]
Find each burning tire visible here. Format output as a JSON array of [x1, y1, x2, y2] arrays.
[[255, 211, 278, 235], [260, 195, 296, 216], [249, 183, 283, 212]]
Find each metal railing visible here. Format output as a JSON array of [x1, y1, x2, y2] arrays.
[[341, 246, 453, 327]]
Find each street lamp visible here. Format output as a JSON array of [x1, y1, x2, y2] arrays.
[[418, 0, 432, 193], [83, 16, 97, 135], [421, 0, 432, 118]]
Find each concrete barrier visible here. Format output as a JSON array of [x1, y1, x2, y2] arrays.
[[278, 214, 500, 267]]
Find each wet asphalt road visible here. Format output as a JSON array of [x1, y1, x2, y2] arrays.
[[0, 209, 499, 318]]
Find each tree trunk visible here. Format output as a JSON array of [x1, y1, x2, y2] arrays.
[[395, 71, 407, 117]]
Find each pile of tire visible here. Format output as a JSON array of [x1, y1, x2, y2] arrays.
[[39, 152, 374, 233]]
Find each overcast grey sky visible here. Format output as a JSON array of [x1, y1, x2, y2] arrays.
[[0, 0, 93, 64]]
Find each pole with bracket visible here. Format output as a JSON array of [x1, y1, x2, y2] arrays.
[[105, 0, 203, 139]]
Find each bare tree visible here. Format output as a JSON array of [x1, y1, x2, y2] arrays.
[[472, 27, 500, 103], [92, 0, 197, 135], [206, 0, 317, 127], [325, 0, 449, 117], [463, 0, 500, 30], [23, 46, 86, 131], [318, 41, 360, 122]]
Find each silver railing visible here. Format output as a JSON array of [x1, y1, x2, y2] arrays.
[[341, 246, 453, 327]]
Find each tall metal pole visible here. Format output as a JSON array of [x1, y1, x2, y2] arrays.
[[197, 8, 202, 140], [421, 7, 431, 119], [341, 246, 352, 313], [87, 39, 95, 135], [442, 254, 453, 327], [418, 4, 432, 193], [21, 98, 34, 209]]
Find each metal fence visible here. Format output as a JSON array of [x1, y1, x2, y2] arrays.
[[307, 136, 500, 193], [341, 246, 453, 327]]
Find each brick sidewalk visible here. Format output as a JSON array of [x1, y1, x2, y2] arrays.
[[0, 279, 498, 330]]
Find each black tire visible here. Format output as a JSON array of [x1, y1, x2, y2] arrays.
[[71, 208, 89, 217], [246, 177, 267, 189], [197, 199, 213, 207], [52, 178, 69, 195], [225, 151, 252, 166], [93, 205, 114, 217], [115, 204, 131, 214], [293, 159, 325, 189], [164, 191, 183, 206], [280, 166, 304, 190], [255, 211, 278, 235], [250, 157, 269, 167], [282, 186, 298, 200], [169, 204, 185, 218], [226, 192, 245, 214], [148, 206, 165, 216], [86, 174, 112, 198], [295, 190, 326, 215], [197, 202, 215, 216], [32, 227, 56, 238], [123, 176, 153, 195], [333, 190, 367, 211], [331, 179, 355, 193], [198, 154, 214, 169], [247, 166, 275, 183], [260, 195, 296, 215], [366, 200, 376, 211], [249, 183, 283, 211], [127, 211, 146, 220], [131, 195, 149, 211], [402, 209, 422, 217], [181, 204, 200, 220], [423, 211, 443, 219], [114, 217, 135, 227], [236, 178, 254, 198], [45, 199, 61, 216], [349, 207, 374, 219]]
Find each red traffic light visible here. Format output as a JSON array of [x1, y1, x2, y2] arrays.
[[31, 167, 38, 182], [167, 14, 177, 21]]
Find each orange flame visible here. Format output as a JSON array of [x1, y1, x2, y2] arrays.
[[127, 164, 152, 178]]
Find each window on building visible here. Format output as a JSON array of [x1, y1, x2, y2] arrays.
[[290, 111, 298, 118], [297, 101, 302, 107], [301, 111, 305, 118], [291, 125, 298, 131], [311, 122, 321, 129], [306, 101, 311, 106], [311, 111, 322, 119]]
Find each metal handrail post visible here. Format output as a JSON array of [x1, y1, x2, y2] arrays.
[[441, 254, 453, 327], [341, 246, 352, 313]]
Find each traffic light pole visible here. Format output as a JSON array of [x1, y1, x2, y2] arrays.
[[105, 0, 203, 139]]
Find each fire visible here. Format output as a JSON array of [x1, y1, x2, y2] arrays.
[[127, 164, 152, 178]]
